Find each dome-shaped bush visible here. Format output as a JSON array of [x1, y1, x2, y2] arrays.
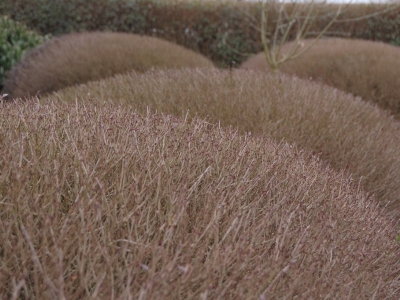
[[1, 100, 399, 298], [240, 38, 400, 118], [2, 31, 214, 99], [49, 68, 400, 218]]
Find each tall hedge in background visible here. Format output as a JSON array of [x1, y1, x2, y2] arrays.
[[0, 0, 262, 67], [144, 2, 262, 67], [0, 0, 399, 67], [0, 0, 148, 36], [0, 16, 50, 90]]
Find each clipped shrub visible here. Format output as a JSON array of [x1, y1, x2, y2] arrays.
[[0, 0, 262, 67], [363, 10, 400, 46], [240, 38, 400, 118], [144, 1, 263, 67], [0, 15, 49, 90], [2, 31, 214, 99], [0, 100, 399, 298], [0, 0, 148, 36], [48, 68, 400, 219], [1, 0, 400, 67]]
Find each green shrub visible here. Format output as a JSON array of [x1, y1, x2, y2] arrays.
[[363, 12, 400, 46], [0, 15, 49, 90], [0, 0, 148, 36]]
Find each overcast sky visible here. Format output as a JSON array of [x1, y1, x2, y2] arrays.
[[242, 0, 393, 3]]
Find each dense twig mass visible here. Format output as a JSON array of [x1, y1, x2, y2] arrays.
[[1, 100, 399, 299]]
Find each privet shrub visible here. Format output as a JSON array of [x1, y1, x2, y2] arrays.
[[0, 0, 148, 36], [0, 15, 49, 89], [2, 31, 214, 99], [1, 0, 399, 67], [0, 0, 262, 67], [241, 38, 400, 118], [48, 68, 400, 219], [363, 10, 400, 46], [0, 100, 399, 298]]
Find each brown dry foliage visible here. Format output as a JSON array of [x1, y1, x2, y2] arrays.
[[0, 99, 399, 299], [1, 31, 214, 99], [240, 38, 400, 118], [47, 68, 400, 219]]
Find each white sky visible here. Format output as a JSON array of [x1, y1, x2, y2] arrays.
[[325, 0, 391, 2], [242, 0, 394, 3]]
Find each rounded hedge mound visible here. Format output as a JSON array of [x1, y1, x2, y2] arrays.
[[2, 31, 214, 99], [48, 68, 400, 219], [240, 38, 400, 118], [1, 100, 399, 298]]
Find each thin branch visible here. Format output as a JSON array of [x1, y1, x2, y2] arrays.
[[289, 5, 342, 61], [258, 0, 344, 70], [261, 1, 274, 68], [21, 225, 64, 299], [335, 4, 400, 23], [307, 30, 351, 37]]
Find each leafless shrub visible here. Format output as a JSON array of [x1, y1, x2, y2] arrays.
[[1, 31, 214, 99], [48, 68, 400, 218], [241, 38, 400, 118], [0, 100, 399, 299]]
